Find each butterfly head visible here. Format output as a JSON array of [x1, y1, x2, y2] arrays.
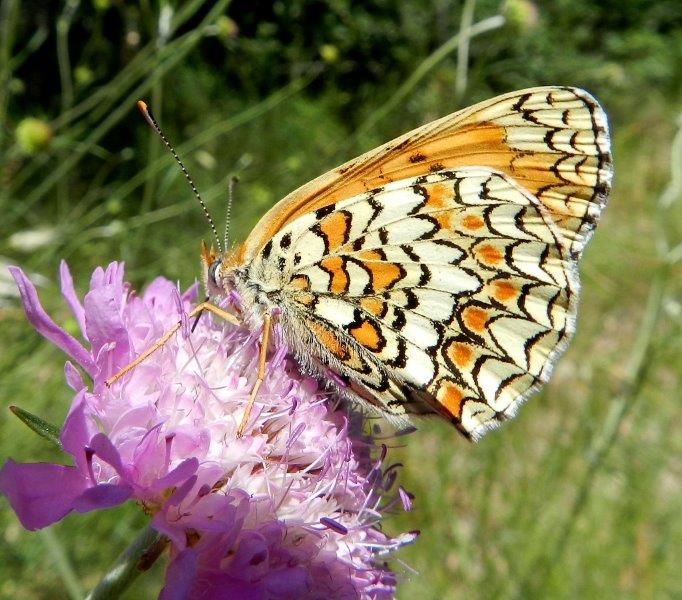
[[200, 240, 223, 295], [201, 240, 244, 297]]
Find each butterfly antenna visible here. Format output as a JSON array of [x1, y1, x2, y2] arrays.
[[224, 176, 239, 250], [136, 100, 222, 254]]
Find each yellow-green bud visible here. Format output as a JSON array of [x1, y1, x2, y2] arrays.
[[320, 44, 339, 64], [75, 65, 94, 86], [502, 0, 538, 31], [15, 118, 53, 154], [216, 16, 238, 39]]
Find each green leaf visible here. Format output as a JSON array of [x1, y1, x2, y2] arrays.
[[9, 405, 61, 448]]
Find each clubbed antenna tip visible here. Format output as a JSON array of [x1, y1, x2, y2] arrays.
[[136, 99, 223, 255]]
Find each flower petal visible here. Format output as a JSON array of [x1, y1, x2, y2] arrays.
[[150, 457, 199, 494], [9, 266, 95, 375], [89, 433, 128, 478], [84, 283, 130, 376], [64, 361, 85, 392], [72, 483, 133, 512], [59, 260, 87, 340], [398, 485, 413, 511], [182, 281, 199, 304], [0, 460, 88, 530], [229, 531, 269, 577], [171, 286, 190, 339], [159, 549, 197, 600], [263, 566, 311, 598], [60, 392, 94, 472], [190, 573, 263, 600], [6, 263, 413, 597]]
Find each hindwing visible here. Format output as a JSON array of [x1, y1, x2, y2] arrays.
[[227, 86, 612, 439], [250, 168, 580, 439]]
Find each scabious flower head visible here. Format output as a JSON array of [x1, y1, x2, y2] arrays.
[[1, 262, 417, 599]]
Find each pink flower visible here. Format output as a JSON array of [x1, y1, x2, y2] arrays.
[[1, 262, 417, 599]]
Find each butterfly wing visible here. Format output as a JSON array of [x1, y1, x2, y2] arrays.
[[240, 86, 611, 264], [233, 86, 611, 439], [247, 167, 581, 439]]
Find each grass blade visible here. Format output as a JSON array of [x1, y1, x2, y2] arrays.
[[39, 527, 84, 600]]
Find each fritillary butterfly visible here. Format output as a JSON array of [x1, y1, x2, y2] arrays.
[[117, 87, 612, 441]]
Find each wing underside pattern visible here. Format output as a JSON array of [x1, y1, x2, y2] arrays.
[[234, 87, 611, 439], [251, 168, 580, 439]]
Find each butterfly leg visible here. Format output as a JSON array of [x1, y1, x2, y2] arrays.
[[191, 296, 210, 333], [105, 301, 239, 387], [236, 312, 272, 437]]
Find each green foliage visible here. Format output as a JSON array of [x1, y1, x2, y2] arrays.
[[1, 1, 681, 598], [8, 406, 61, 449]]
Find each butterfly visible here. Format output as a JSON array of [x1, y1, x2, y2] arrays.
[[111, 87, 612, 441]]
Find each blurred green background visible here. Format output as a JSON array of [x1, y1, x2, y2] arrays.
[[1, 1, 681, 598]]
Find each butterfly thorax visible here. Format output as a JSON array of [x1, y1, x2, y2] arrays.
[[228, 268, 281, 326]]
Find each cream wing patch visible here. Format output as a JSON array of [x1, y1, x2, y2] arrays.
[[248, 168, 582, 439]]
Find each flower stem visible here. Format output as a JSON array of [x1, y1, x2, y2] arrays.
[[38, 527, 84, 600], [349, 13, 505, 144], [85, 526, 165, 600]]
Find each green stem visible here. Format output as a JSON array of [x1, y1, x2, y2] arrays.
[[111, 72, 315, 205], [511, 114, 682, 599], [0, 0, 19, 196], [138, 3, 169, 244], [12, 0, 231, 223], [511, 261, 667, 600], [9, 405, 61, 448], [50, 0, 212, 132], [39, 527, 84, 600], [85, 526, 165, 600], [56, 0, 80, 217], [56, 0, 79, 113], [455, 0, 476, 103], [351, 14, 504, 143]]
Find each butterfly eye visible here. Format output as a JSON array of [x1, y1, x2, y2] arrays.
[[208, 259, 221, 285]]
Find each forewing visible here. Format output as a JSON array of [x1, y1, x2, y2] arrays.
[[256, 168, 581, 439], [241, 86, 611, 263]]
